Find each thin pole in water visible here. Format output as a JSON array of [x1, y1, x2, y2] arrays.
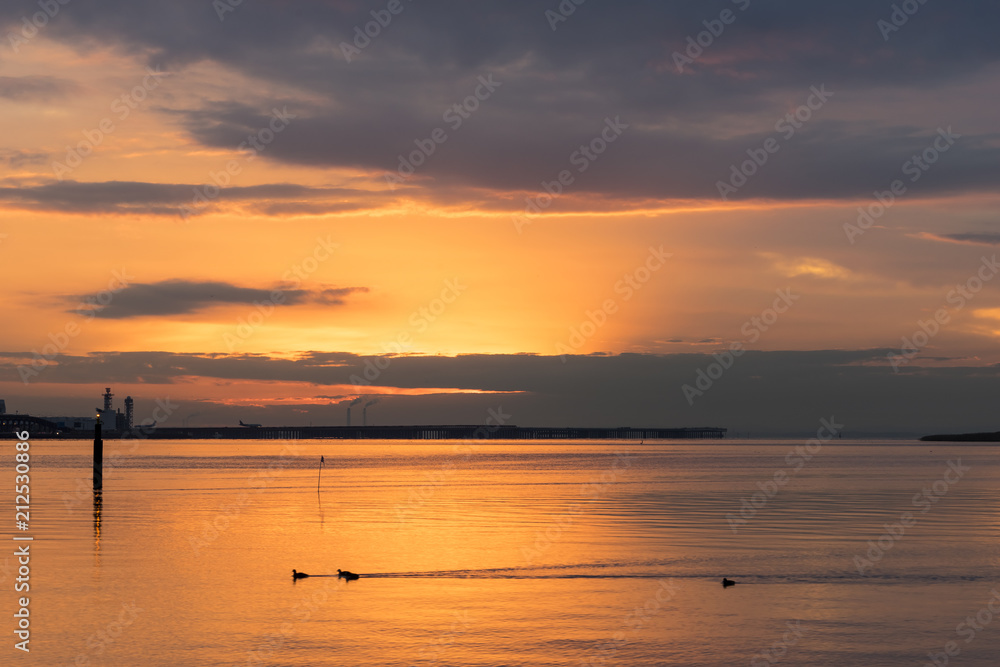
[[317, 455, 324, 491], [93, 418, 103, 491]]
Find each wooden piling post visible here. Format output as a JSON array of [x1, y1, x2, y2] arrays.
[[93, 418, 103, 491]]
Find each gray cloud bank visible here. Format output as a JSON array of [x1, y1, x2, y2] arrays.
[[0, 181, 376, 216], [69, 280, 368, 318], [2, 350, 997, 435], [2, 0, 999, 206]]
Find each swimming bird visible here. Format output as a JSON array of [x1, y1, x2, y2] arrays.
[[292, 569, 309, 579], [338, 569, 360, 581], [722, 578, 735, 587]]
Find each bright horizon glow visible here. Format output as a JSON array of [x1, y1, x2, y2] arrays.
[[2, 4, 999, 432]]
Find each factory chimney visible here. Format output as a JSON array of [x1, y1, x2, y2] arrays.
[[103, 387, 113, 412], [347, 397, 363, 427], [363, 398, 378, 427], [124, 396, 134, 430]]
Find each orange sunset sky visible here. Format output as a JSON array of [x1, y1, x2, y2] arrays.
[[1, 1, 998, 435]]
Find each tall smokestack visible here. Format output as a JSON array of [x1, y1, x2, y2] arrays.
[[363, 398, 378, 427], [103, 387, 113, 412], [347, 396, 363, 427]]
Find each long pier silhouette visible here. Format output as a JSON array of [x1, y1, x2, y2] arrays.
[[2, 417, 726, 440], [121, 425, 727, 440]]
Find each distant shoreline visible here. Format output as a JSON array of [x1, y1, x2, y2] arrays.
[[920, 431, 1000, 442]]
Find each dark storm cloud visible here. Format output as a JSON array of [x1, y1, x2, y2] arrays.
[[10, 1, 999, 88], [0, 75, 78, 100], [2, 349, 999, 434], [0, 180, 382, 216], [68, 281, 368, 318], [174, 98, 1000, 204], [2, 0, 998, 202]]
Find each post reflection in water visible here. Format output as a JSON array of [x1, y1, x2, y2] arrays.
[[317, 454, 326, 526], [92, 490, 102, 564], [28, 440, 1000, 666]]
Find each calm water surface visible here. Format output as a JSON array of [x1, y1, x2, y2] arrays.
[[6, 439, 1000, 666]]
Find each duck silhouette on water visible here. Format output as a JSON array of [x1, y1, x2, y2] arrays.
[[338, 569, 360, 581], [721, 578, 736, 587], [292, 570, 310, 580]]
